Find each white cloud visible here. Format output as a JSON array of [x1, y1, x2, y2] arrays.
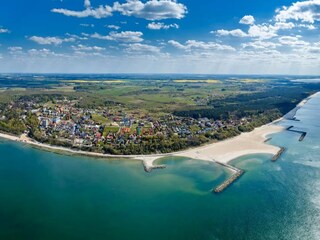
[[167, 40, 186, 49], [80, 23, 95, 27], [6, 0, 320, 74], [73, 51, 105, 57], [113, 0, 187, 20], [84, 0, 91, 8], [216, 23, 291, 39], [247, 22, 296, 39], [216, 22, 297, 40], [29, 36, 76, 45], [239, 15, 255, 25], [8, 46, 23, 55], [186, 40, 235, 51], [65, 33, 88, 40], [275, 0, 320, 24], [215, 29, 247, 37], [124, 43, 161, 54], [52, 0, 187, 20], [215, 21, 294, 39], [304, 41, 320, 53], [0, 28, 9, 33], [168, 40, 235, 51], [8, 46, 23, 51], [91, 31, 143, 42], [214, 1, 320, 41], [28, 48, 63, 57], [274, 22, 295, 30], [247, 24, 278, 39], [242, 41, 280, 50], [147, 22, 179, 30], [52, 0, 113, 19], [107, 25, 121, 30], [279, 36, 309, 46], [72, 44, 106, 51], [298, 23, 316, 30]]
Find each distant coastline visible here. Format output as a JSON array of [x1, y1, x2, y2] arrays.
[[284, 92, 319, 120], [0, 92, 318, 169]]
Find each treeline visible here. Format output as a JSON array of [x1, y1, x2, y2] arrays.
[[210, 109, 281, 141], [0, 109, 26, 135], [102, 134, 209, 155], [0, 79, 61, 89], [0, 119, 26, 135], [174, 87, 311, 120], [19, 94, 66, 103], [74, 85, 112, 92]]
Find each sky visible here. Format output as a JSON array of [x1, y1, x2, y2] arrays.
[[0, 0, 320, 74]]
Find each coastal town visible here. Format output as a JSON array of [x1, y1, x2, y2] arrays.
[[0, 90, 313, 195], [0, 96, 256, 154]]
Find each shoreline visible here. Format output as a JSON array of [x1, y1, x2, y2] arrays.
[[0, 92, 318, 169], [284, 92, 320, 120], [0, 120, 284, 170]]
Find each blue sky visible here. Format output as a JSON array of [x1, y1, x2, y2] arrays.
[[0, 0, 320, 74]]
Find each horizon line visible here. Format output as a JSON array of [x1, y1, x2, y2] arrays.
[[1, 72, 320, 77]]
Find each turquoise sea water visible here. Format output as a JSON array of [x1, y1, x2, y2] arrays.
[[1, 95, 320, 240]]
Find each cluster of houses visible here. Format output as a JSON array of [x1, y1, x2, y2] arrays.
[[3, 98, 250, 149]]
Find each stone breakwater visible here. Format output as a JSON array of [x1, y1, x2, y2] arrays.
[[286, 126, 307, 142], [213, 146, 288, 193], [143, 164, 166, 173], [213, 169, 244, 193], [271, 147, 286, 162]]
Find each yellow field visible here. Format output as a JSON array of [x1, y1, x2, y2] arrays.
[[46, 86, 75, 92], [0, 87, 27, 92], [173, 79, 221, 83], [240, 79, 267, 83], [62, 80, 125, 83]]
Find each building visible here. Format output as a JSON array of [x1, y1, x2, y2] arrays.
[[41, 119, 49, 128], [136, 127, 141, 135], [121, 127, 131, 134], [52, 117, 61, 124]]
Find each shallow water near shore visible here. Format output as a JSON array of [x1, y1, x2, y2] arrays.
[[1, 94, 320, 239]]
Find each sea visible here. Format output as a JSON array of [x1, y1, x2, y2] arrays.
[[0, 85, 320, 239]]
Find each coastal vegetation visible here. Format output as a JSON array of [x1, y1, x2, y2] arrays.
[[0, 74, 319, 155]]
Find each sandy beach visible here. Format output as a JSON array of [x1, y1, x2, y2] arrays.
[[0, 91, 317, 168], [173, 124, 284, 164], [0, 123, 284, 169]]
